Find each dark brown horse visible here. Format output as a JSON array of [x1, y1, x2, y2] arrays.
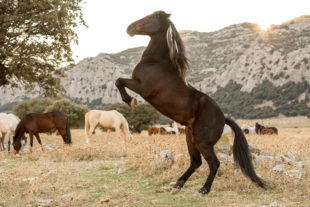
[[116, 11, 264, 194], [13, 111, 72, 154]]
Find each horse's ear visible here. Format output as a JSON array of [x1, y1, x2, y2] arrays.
[[166, 13, 171, 18]]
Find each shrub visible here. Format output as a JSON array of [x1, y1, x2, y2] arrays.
[[44, 98, 89, 128], [13, 97, 53, 119]]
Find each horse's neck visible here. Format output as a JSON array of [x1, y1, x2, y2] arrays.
[[142, 33, 170, 61], [15, 123, 25, 138]]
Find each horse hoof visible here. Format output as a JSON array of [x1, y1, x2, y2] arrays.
[[170, 187, 181, 195], [15, 154, 21, 157], [130, 98, 137, 109], [198, 187, 209, 195]]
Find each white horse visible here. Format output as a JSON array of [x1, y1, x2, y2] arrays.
[[84, 110, 132, 143], [0, 113, 23, 151], [241, 125, 256, 135], [164, 122, 179, 135]]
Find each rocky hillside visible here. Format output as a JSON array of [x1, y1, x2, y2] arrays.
[[1, 15, 310, 117]]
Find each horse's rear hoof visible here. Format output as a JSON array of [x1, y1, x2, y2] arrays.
[[170, 187, 181, 195], [130, 98, 137, 109], [198, 187, 209, 195]]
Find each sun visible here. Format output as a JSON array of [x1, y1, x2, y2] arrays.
[[259, 22, 271, 30]]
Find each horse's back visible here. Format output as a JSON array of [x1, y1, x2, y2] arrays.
[[22, 112, 67, 132], [87, 110, 121, 127]]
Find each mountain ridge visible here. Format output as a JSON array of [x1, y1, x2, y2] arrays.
[[1, 15, 310, 117]]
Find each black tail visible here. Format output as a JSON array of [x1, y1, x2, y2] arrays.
[[225, 118, 265, 188], [65, 118, 72, 144]]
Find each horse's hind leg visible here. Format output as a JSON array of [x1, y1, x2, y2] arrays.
[[7, 133, 11, 152], [57, 128, 68, 144], [172, 127, 202, 193], [34, 133, 44, 152], [29, 133, 34, 153], [0, 133, 5, 151], [192, 124, 221, 194], [197, 144, 220, 194], [86, 124, 96, 144]]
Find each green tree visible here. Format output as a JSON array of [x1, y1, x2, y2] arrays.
[[13, 97, 53, 118], [0, 0, 86, 95], [44, 98, 89, 128]]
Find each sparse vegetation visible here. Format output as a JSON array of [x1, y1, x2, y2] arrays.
[[0, 117, 309, 206], [211, 80, 310, 119]]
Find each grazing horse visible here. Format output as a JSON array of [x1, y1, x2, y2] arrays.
[[255, 122, 278, 135], [13, 111, 72, 154], [0, 113, 26, 151], [115, 11, 264, 194], [84, 110, 131, 143]]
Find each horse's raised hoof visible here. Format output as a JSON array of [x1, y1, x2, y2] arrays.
[[198, 187, 209, 195], [130, 98, 137, 109]]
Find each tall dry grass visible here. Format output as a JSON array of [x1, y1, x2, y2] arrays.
[[0, 117, 309, 206]]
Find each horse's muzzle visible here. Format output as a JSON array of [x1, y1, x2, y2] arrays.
[[126, 24, 136, 37]]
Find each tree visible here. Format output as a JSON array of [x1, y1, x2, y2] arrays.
[[0, 0, 86, 95], [13, 97, 53, 118], [44, 98, 89, 128]]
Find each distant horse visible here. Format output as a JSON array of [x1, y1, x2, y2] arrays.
[[0, 113, 26, 151], [178, 127, 186, 134], [261, 128, 276, 135], [255, 122, 278, 135], [84, 110, 131, 143], [13, 111, 72, 154], [115, 11, 264, 194], [241, 125, 256, 135], [164, 122, 179, 135], [148, 126, 160, 136]]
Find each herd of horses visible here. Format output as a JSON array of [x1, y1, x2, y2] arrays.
[[148, 125, 186, 136], [0, 11, 287, 195]]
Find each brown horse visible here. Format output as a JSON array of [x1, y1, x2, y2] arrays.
[[115, 11, 264, 194], [255, 122, 278, 135], [13, 111, 72, 154]]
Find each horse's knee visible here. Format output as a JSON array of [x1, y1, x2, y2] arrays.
[[115, 78, 122, 88]]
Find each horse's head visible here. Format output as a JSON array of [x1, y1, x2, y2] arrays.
[[13, 135, 22, 154], [127, 11, 171, 37]]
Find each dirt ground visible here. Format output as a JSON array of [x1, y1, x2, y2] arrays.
[[0, 117, 309, 207]]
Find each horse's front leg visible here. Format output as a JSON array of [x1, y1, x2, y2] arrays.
[[115, 78, 146, 108]]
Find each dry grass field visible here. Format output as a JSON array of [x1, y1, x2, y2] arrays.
[[0, 117, 309, 207]]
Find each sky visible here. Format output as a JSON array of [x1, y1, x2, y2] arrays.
[[72, 0, 310, 62]]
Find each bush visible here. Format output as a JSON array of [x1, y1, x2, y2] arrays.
[[103, 103, 161, 133], [13, 97, 53, 119], [44, 98, 89, 128]]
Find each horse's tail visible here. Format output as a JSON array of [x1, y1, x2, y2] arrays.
[[65, 117, 72, 144], [119, 114, 131, 138], [225, 117, 265, 188], [85, 112, 90, 142]]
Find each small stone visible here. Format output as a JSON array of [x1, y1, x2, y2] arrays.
[[118, 168, 124, 174], [272, 164, 284, 172], [295, 161, 307, 169], [286, 170, 302, 179], [284, 152, 296, 161], [280, 155, 294, 165], [160, 150, 175, 162]]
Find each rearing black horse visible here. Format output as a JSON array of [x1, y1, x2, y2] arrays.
[[116, 11, 265, 194]]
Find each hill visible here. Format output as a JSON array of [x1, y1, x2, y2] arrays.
[[1, 16, 310, 118]]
